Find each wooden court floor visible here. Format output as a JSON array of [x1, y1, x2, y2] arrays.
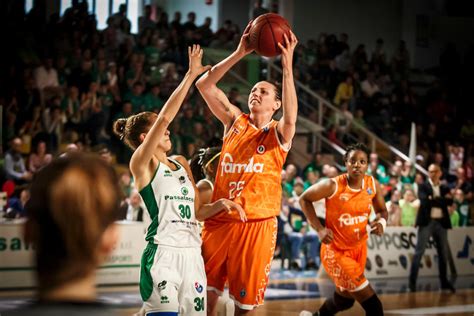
[[1, 284, 473, 315]]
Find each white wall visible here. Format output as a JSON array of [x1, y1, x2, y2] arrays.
[[221, 0, 251, 32]]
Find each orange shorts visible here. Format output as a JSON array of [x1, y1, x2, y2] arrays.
[[320, 242, 369, 292], [201, 217, 277, 310]]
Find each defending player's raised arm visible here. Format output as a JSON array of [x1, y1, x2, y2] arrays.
[[370, 179, 389, 236], [130, 45, 210, 172], [195, 22, 254, 130], [299, 179, 336, 232], [277, 31, 298, 149]]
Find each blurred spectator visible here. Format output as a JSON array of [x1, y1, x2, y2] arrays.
[[198, 17, 214, 47], [447, 145, 464, 183], [371, 38, 387, 68], [392, 40, 410, 78], [111, 3, 131, 31], [367, 153, 389, 185], [453, 189, 470, 226], [42, 105, 64, 152], [183, 12, 197, 32], [303, 152, 323, 176], [361, 71, 380, 98], [144, 84, 165, 112], [124, 190, 144, 221], [450, 167, 472, 201], [252, 0, 269, 19], [333, 75, 353, 106], [400, 160, 416, 184], [138, 5, 155, 34], [4, 137, 33, 184], [283, 164, 298, 196], [4, 186, 30, 219], [288, 179, 320, 270], [385, 189, 402, 226], [332, 101, 353, 139], [399, 188, 420, 227], [279, 203, 305, 271], [303, 168, 320, 191], [28, 140, 53, 173], [34, 57, 60, 103]]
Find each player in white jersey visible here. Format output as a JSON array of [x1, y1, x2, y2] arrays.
[[113, 45, 246, 316]]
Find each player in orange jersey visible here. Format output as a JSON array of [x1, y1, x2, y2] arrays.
[[299, 143, 388, 316], [196, 23, 298, 314]]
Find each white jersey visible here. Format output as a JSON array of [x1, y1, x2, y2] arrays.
[[139, 158, 201, 247]]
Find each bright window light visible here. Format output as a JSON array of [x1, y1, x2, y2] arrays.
[[60, 0, 72, 15], [128, 0, 139, 34], [25, 0, 33, 13], [96, 0, 110, 29]]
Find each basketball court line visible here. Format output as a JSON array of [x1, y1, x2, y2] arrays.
[[386, 304, 474, 314]]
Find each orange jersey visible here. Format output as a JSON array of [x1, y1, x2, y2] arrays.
[[325, 174, 376, 250], [211, 114, 288, 222]]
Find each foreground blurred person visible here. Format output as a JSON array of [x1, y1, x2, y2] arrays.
[[5, 153, 122, 315]]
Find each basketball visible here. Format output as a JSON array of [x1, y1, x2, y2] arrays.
[[248, 13, 291, 57]]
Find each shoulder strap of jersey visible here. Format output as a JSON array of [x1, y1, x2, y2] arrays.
[[223, 113, 248, 139], [327, 175, 342, 200]]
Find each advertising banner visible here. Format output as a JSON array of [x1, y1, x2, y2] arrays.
[[0, 221, 146, 289]]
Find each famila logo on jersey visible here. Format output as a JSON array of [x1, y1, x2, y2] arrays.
[[338, 213, 368, 227], [220, 153, 264, 176]]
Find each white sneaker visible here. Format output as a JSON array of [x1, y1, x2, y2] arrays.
[[299, 311, 314, 316]]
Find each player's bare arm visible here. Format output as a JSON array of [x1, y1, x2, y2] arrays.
[[277, 31, 298, 149], [130, 45, 210, 183], [195, 22, 254, 130], [370, 179, 389, 236], [300, 179, 336, 243]]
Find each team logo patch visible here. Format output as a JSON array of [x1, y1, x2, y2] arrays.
[[160, 295, 170, 304], [158, 280, 167, 290], [240, 288, 246, 297], [179, 176, 186, 184], [181, 187, 189, 196], [367, 188, 373, 195], [195, 282, 203, 293], [339, 193, 350, 202], [257, 145, 266, 154], [164, 170, 172, 177]]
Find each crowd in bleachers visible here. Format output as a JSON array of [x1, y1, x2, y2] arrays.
[[1, 1, 472, 271]]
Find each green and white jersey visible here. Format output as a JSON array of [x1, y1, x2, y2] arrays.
[[139, 158, 201, 247]]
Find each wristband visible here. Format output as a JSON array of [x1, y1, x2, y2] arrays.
[[377, 217, 387, 232]]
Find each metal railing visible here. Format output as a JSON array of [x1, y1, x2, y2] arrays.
[[266, 60, 428, 176]]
